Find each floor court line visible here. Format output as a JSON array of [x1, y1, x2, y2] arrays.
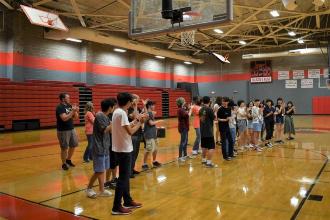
[[290, 157, 329, 220], [0, 192, 96, 220]]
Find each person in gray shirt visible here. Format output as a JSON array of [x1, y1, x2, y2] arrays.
[[142, 100, 164, 170], [86, 98, 117, 199]]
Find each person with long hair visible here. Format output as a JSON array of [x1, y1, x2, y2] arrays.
[[246, 101, 254, 149], [274, 98, 285, 144], [177, 97, 190, 162], [83, 102, 95, 162], [284, 101, 296, 140], [237, 100, 248, 150], [251, 99, 263, 152], [189, 96, 202, 156], [213, 96, 222, 145]]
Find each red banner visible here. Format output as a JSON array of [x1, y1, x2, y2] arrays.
[[250, 60, 272, 83]]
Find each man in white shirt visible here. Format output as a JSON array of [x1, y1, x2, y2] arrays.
[[112, 92, 145, 215]]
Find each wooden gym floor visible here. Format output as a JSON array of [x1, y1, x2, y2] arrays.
[[0, 116, 330, 220]]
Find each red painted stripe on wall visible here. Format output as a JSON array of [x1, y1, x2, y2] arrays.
[[0, 52, 194, 82]]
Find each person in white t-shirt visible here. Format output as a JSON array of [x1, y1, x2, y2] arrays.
[[111, 92, 146, 215], [236, 100, 248, 150], [213, 97, 222, 145], [251, 99, 263, 152]]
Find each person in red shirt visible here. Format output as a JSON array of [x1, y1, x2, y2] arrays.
[[177, 97, 190, 162], [83, 102, 95, 162], [189, 96, 201, 156]]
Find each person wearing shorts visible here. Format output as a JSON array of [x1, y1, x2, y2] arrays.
[[142, 100, 163, 171], [85, 98, 116, 199], [56, 93, 79, 171], [251, 99, 263, 152], [199, 96, 217, 168], [237, 100, 248, 149]]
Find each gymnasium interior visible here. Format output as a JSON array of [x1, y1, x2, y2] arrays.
[[0, 0, 330, 219]]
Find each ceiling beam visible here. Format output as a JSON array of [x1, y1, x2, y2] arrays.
[[89, 19, 128, 28], [70, 0, 86, 27], [0, 0, 13, 10], [117, 0, 130, 9], [234, 16, 306, 51], [234, 4, 307, 15], [193, 0, 277, 55], [33, 0, 52, 7]]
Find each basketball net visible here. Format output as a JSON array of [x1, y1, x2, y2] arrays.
[[39, 13, 57, 27], [181, 30, 195, 46]]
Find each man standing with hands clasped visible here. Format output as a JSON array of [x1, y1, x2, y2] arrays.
[[56, 92, 79, 171]]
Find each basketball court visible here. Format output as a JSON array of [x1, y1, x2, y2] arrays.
[[0, 0, 330, 219]]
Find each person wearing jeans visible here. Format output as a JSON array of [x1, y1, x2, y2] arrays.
[[189, 96, 201, 155], [83, 102, 95, 162], [177, 97, 190, 162]]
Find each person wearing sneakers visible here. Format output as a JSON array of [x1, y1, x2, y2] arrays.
[[246, 101, 254, 149], [56, 93, 79, 171], [251, 99, 263, 152], [284, 101, 296, 140], [142, 100, 163, 171], [112, 92, 144, 215], [189, 96, 201, 156], [86, 98, 117, 199], [199, 96, 217, 168], [274, 98, 285, 144], [237, 100, 248, 150], [83, 102, 95, 163], [263, 99, 275, 148], [217, 97, 234, 161], [177, 97, 190, 162]]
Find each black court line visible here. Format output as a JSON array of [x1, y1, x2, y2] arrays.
[[0, 192, 97, 220], [38, 158, 179, 204], [290, 157, 329, 220]]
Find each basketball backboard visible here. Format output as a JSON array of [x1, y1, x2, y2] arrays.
[[129, 0, 233, 39], [21, 5, 68, 31]]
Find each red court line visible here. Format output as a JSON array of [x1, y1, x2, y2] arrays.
[[0, 194, 90, 220]]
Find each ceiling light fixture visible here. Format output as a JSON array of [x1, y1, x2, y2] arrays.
[[66, 38, 82, 43], [114, 48, 127, 53], [270, 10, 280, 17], [297, 39, 304, 44], [239, 40, 247, 45], [155, 55, 165, 59], [184, 61, 192, 65], [288, 31, 296, 36], [213, 28, 224, 34]]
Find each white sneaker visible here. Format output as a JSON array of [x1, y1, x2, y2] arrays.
[[179, 157, 186, 162], [86, 188, 97, 198], [248, 144, 254, 148], [192, 150, 198, 155], [269, 143, 273, 147], [98, 190, 113, 197], [198, 149, 203, 154]]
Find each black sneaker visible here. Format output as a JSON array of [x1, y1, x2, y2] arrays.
[[152, 161, 162, 168], [130, 174, 135, 179], [66, 160, 75, 167], [104, 181, 112, 189], [142, 164, 149, 171], [279, 140, 285, 144], [62, 163, 69, 170], [224, 157, 232, 161], [201, 160, 207, 165]]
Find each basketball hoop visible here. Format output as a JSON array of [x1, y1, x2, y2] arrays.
[[39, 13, 57, 27], [181, 30, 195, 46]]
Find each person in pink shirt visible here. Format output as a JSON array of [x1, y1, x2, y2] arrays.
[[189, 96, 202, 156], [84, 102, 95, 162]]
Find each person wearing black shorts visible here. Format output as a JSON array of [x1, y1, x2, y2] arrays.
[[199, 96, 217, 168], [274, 98, 285, 144]]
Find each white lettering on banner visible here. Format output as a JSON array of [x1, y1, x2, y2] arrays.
[[251, 77, 272, 83], [285, 80, 297, 89], [293, 70, 305, 79], [301, 79, 313, 88], [308, 69, 320, 79], [278, 71, 290, 80]]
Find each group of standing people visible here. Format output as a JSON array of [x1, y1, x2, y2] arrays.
[[56, 92, 164, 215], [176, 95, 297, 167]]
